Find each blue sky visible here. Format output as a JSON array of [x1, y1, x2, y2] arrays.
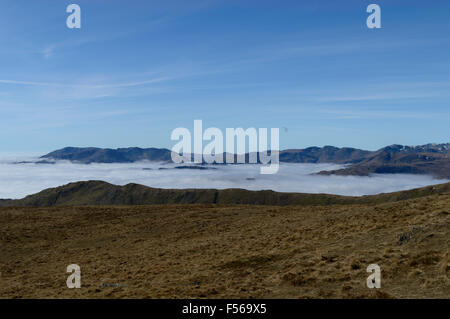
[[0, 0, 449, 152]]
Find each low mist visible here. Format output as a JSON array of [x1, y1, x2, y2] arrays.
[[0, 157, 447, 199]]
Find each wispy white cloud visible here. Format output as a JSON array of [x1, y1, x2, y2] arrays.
[[40, 29, 133, 58], [317, 109, 450, 120], [41, 37, 97, 58], [315, 92, 442, 102], [208, 36, 450, 74], [0, 76, 171, 89]]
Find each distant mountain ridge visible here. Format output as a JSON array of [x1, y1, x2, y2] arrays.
[[42, 147, 172, 163], [279, 146, 371, 164], [380, 143, 450, 154], [318, 143, 450, 179], [1, 180, 449, 207], [41, 145, 373, 164], [40, 143, 450, 178]]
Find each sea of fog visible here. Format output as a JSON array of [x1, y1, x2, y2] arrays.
[[0, 155, 447, 199]]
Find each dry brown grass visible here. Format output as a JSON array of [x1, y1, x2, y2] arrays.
[[0, 193, 449, 299]]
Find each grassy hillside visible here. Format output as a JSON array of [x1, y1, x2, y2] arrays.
[[0, 192, 448, 298]]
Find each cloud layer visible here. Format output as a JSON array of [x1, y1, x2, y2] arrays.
[[0, 157, 447, 199]]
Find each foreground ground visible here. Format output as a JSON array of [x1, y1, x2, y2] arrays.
[[0, 194, 449, 298]]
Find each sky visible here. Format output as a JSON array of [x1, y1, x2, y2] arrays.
[[0, 0, 449, 153]]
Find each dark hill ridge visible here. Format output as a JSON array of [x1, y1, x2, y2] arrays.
[[1, 180, 449, 207]]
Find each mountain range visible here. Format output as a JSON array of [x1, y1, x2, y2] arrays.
[[318, 144, 450, 179], [40, 143, 450, 179], [42, 146, 371, 164], [42, 147, 172, 163]]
